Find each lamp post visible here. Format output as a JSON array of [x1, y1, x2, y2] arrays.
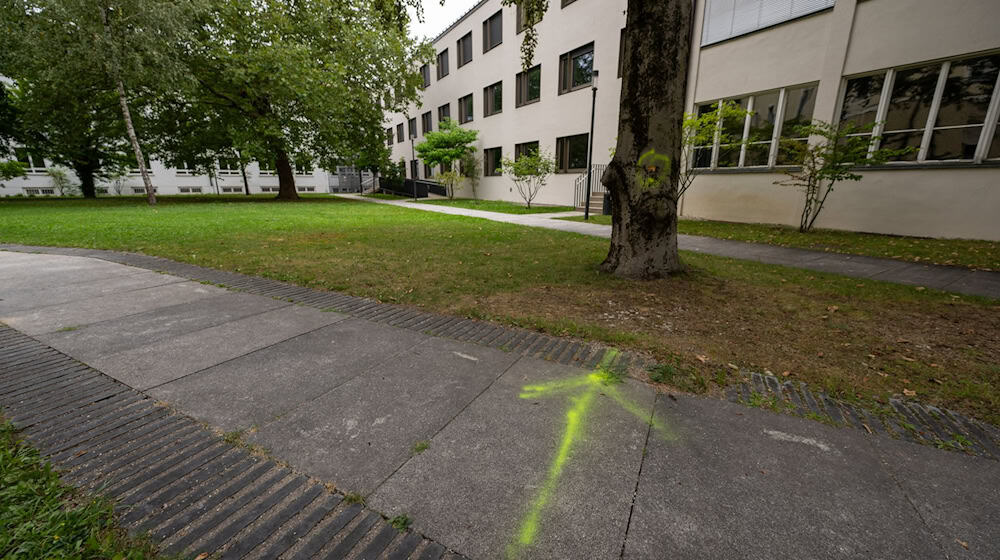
[[584, 70, 599, 220]]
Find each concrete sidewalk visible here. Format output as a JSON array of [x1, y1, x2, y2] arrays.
[[1, 250, 998, 559], [343, 194, 1000, 299]]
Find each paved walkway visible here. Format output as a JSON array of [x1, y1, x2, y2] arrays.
[[343, 195, 1000, 299], [1, 249, 998, 559]]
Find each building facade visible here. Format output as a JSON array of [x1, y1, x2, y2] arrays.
[[0, 153, 337, 197], [386, 0, 1000, 241]]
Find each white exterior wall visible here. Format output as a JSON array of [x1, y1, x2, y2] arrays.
[[387, 0, 627, 206], [389, 0, 1000, 241]]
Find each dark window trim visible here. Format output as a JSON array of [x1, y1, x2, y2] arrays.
[[457, 32, 473, 68], [484, 81, 503, 117], [561, 0, 578, 7], [482, 10, 503, 53], [436, 49, 450, 79], [558, 42, 595, 95], [420, 64, 430, 88], [459, 93, 474, 123], [516, 64, 542, 108], [421, 111, 433, 135], [555, 133, 589, 174], [484, 146, 503, 176]]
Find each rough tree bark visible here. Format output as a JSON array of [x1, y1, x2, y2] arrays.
[[75, 166, 97, 198], [274, 149, 299, 200], [601, 0, 691, 278]]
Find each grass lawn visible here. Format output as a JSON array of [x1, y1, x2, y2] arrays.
[[1, 196, 998, 425], [558, 215, 1000, 271], [416, 198, 575, 214], [0, 419, 160, 559]]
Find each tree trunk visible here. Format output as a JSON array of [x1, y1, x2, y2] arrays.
[[241, 163, 250, 195], [100, 5, 155, 205], [274, 149, 298, 200], [77, 167, 96, 198], [600, 0, 691, 278]]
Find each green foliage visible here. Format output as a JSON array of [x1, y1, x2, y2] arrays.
[[411, 440, 430, 454], [459, 150, 482, 199], [45, 166, 80, 197], [634, 149, 672, 191], [500, 0, 548, 69], [0, 420, 160, 558], [343, 492, 366, 505], [774, 121, 914, 232], [500, 148, 555, 208], [677, 99, 751, 201], [415, 120, 478, 169], [0, 161, 27, 182], [647, 358, 711, 394], [390, 514, 412, 531]]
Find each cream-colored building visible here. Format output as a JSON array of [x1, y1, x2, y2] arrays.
[[386, 0, 1000, 241]]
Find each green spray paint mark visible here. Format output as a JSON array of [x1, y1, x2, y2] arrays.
[[507, 350, 675, 559]]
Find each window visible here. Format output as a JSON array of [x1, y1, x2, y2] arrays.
[[409, 159, 419, 179], [559, 42, 594, 94], [839, 53, 1000, 163], [516, 65, 541, 107], [482, 11, 502, 53], [178, 187, 203, 194], [408, 117, 417, 138], [459, 94, 474, 123], [438, 103, 451, 124], [424, 162, 432, 178], [14, 149, 46, 172], [386, 127, 394, 146], [297, 186, 316, 193], [457, 32, 473, 68], [516, 4, 541, 34], [561, 0, 578, 7], [776, 85, 817, 164], [617, 29, 626, 78], [437, 49, 449, 79], [484, 81, 503, 117], [218, 159, 240, 176], [693, 83, 817, 170], [555, 134, 589, 173], [397, 123, 404, 142], [484, 147, 502, 176], [701, 0, 835, 46], [422, 111, 433, 135], [515, 141, 539, 160], [221, 186, 242, 193], [260, 186, 280, 193], [175, 161, 197, 176], [420, 64, 430, 88]]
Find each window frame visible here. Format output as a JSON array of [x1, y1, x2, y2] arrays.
[[14, 148, 47, 173], [555, 133, 590, 173], [839, 52, 1000, 164], [482, 10, 502, 53], [484, 81, 503, 117], [483, 147, 503, 176], [408, 117, 417, 139], [458, 93, 474, 124], [438, 103, 451, 125], [516, 65, 542, 107], [457, 32, 473, 68], [515, 141, 540, 160], [558, 42, 595, 95], [692, 83, 819, 171], [516, 4, 542, 34], [421, 111, 433, 135], [420, 64, 430, 88], [561, 0, 578, 7], [396, 123, 404, 143], [436, 49, 450, 79]]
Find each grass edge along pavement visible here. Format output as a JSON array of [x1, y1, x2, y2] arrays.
[[2, 244, 997, 463], [0, 418, 163, 559], [556, 214, 999, 271], [416, 198, 576, 215], [0, 324, 463, 560]]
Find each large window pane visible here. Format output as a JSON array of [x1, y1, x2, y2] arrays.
[[840, 73, 884, 129], [527, 66, 541, 101], [928, 54, 1000, 160], [745, 91, 778, 166], [717, 97, 747, 167], [882, 63, 940, 159], [778, 85, 817, 164], [691, 104, 715, 168], [572, 50, 594, 88]]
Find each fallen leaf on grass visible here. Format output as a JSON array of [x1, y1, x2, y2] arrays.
[[903, 389, 917, 397], [781, 371, 791, 377], [195, 554, 210, 560], [695, 354, 708, 363], [827, 305, 839, 312], [901, 356, 916, 362], [956, 539, 969, 550], [726, 363, 739, 370]]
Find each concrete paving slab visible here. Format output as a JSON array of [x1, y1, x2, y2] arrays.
[[247, 336, 520, 496], [148, 318, 428, 432], [38, 292, 290, 362], [796, 253, 911, 278], [868, 261, 971, 289], [871, 436, 1000, 559], [0, 270, 184, 314], [941, 270, 1000, 299], [369, 357, 654, 560], [0, 281, 225, 335], [87, 305, 344, 390], [0, 252, 145, 288], [623, 396, 945, 560]]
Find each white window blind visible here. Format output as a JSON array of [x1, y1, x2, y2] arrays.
[[702, 0, 835, 46]]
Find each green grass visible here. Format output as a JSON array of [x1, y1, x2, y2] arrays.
[[557, 215, 999, 270], [0, 419, 163, 559], [1, 196, 997, 424], [416, 198, 575, 215]]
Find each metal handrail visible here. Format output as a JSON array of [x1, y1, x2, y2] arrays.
[[573, 164, 608, 207]]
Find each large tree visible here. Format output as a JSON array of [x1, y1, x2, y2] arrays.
[[1, 0, 203, 204], [159, 0, 430, 201], [505, 0, 692, 277]]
